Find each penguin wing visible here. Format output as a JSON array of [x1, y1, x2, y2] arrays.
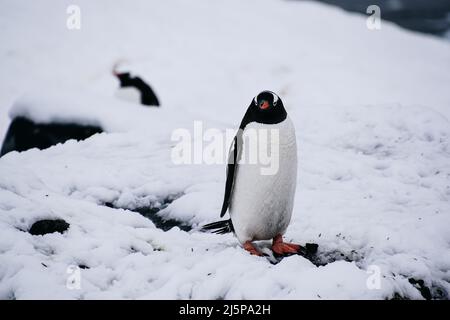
[[220, 103, 253, 217], [220, 131, 243, 217]]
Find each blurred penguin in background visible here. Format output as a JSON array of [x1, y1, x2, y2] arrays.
[[113, 61, 160, 107]]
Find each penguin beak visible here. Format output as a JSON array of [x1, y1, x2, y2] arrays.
[[259, 100, 270, 110]]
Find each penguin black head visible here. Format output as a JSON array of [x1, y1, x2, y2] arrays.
[[253, 90, 280, 111], [240, 91, 287, 128]]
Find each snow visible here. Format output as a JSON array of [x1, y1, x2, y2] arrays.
[[1, 0, 450, 299]]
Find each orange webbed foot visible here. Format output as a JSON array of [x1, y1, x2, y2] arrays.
[[271, 234, 301, 256], [243, 241, 263, 256]]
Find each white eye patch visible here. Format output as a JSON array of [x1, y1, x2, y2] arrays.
[[272, 92, 278, 106]]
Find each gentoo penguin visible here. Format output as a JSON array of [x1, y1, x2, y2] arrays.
[[113, 66, 160, 107], [202, 91, 300, 256]]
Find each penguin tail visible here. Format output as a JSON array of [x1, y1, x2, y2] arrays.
[[201, 219, 234, 234]]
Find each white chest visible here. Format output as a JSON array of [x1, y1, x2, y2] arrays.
[[230, 117, 298, 243]]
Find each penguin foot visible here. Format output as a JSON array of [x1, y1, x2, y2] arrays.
[[272, 234, 301, 256], [243, 241, 263, 256]]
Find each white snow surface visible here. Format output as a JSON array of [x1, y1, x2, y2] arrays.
[[1, 0, 450, 299]]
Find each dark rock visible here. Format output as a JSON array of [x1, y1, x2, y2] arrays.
[[392, 278, 448, 300], [133, 206, 191, 232], [29, 219, 70, 236], [103, 195, 191, 232], [430, 285, 448, 300], [295, 243, 320, 263], [271, 246, 362, 267], [409, 278, 432, 300], [1, 117, 103, 156], [305, 243, 319, 254]]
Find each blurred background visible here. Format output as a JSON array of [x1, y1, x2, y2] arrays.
[[1, 0, 450, 300], [310, 0, 450, 38]]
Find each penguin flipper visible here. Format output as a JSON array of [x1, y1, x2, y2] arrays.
[[220, 133, 241, 217], [219, 102, 252, 218]]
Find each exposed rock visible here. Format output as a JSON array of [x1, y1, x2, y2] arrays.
[[391, 278, 448, 300], [134, 206, 191, 232], [29, 219, 70, 236], [104, 195, 191, 232], [1, 117, 103, 156], [409, 278, 432, 300]]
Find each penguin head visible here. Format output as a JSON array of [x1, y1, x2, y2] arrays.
[[253, 90, 281, 111], [243, 90, 286, 126]]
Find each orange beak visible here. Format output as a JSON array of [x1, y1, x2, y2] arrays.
[[260, 100, 270, 110]]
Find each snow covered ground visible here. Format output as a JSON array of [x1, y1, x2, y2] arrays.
[[0, 0, 450, 299]]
